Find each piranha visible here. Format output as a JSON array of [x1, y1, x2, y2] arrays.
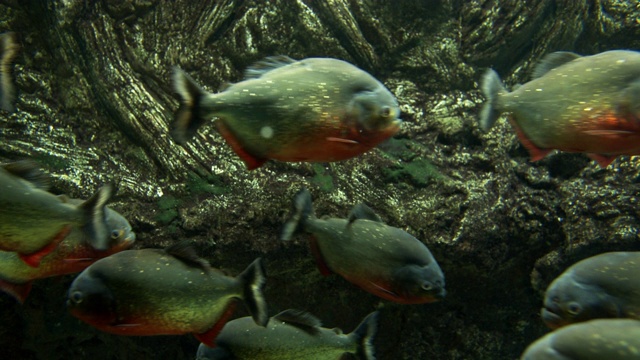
[[66, 242, 268, 347], [480, 50, 640, 167], [0, 161, 113, 267], [281, 188, 445, 304], [196, 309, 379, 360], [0, 31, 19, 112], [521, 318, 640, 360], [171, 56, 401, 170], [541, 252, 640, 329], [0, 199, 135, 303]]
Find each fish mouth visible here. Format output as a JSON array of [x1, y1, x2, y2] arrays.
[[432, 287, 446, 300], [421, 288, 446, 303], [540, 307, 568, 329]]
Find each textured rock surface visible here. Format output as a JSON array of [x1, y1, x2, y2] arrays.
[[0, 0, 639, 359]]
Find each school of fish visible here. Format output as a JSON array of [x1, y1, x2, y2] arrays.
[[1, 17, 639, 360]]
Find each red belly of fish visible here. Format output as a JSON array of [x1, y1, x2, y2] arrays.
[[342, 273, 438, 305], [515, 110, 640, 163], [566, 111, 640, 154], [269, 125, 399, 162]]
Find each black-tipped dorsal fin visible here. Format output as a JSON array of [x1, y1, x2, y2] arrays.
[[348, 203, 382, 225], [165, 241, 211, 272], [273, 309, 322, 335], [2, 160, 50, 190], [531, 51, 582, 79], [244, 56, 297, 80]]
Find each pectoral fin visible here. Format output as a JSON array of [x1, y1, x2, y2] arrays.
[[326, 137, 359, 144]]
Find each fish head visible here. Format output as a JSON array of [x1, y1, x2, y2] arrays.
[[102, 208, 136, 251], [541, 271, 619, 329], [65, 199, 136, 253], [67, 272, 117, 326], [345, 79, 401, 139], [393, 263, 446, 303], [62, 204, 136, 260]]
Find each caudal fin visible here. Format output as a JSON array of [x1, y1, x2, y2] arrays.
[[351, 311, 379, 360], [79, 185, 112, 251], [0, 32, 19, 113], [171, 68, 212, 144], [479, 69, 507, 132], [238, 257, 268, 327], [280, 188, 314, 241]]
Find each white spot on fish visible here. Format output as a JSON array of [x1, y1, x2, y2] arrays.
[[535, 88, 543, 92], [260, 126, 274, 139]]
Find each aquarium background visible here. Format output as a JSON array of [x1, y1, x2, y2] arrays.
[[1, 0, 640, 359]]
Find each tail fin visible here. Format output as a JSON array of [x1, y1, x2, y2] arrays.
[[238, 257, 268, 327], [280, 188, 314, 241], [79, 185, 112, 251], [171, 68, 212, 144], [0, 32, 19, 113], [479, 69, 507, 132], [351, 311, 379, 360]]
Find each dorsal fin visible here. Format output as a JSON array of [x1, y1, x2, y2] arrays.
[[243, 56, 297, 80], [2, 160, 50, 190], [273, 309, 322, 335], [348, 203, 382, 225], [531, 51, 581, 79], [165, 241, 211, 272]]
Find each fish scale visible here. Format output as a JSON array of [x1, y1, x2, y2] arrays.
[[67, 244, 268, 347], [172, 56, 401, 169], [282, 188, 445, 304], [480, 50, 640, 167]]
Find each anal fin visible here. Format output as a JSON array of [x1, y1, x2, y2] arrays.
[[215, 121, 266, 170], [19, 225, 72, 267], [509, 118, 551, 161], [0, 280, 32, 303], [587, 153, 616, 168], [309, 236, 332, 276], [195, 301, 237, 347]]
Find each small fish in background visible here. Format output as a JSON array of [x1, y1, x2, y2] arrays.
[[66, 242, 268, 347], [171, 56, 401, 170], [521, 318, 640, 360], [0, 32, 19, 112], [0, 200, 135, 303], [196, 309, 379, 360], [0, 161, 113, 267], [480, 50, 640, 167], [281, 188, 445, 304], [541, 252, 640, 329]]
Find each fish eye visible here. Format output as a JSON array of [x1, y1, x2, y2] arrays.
[[70, 291, 84, 304], [110, 230, 122, 240], [421, 282, 433, 291], [380, 106, 392, 118], [567, 302, 582, 316]]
